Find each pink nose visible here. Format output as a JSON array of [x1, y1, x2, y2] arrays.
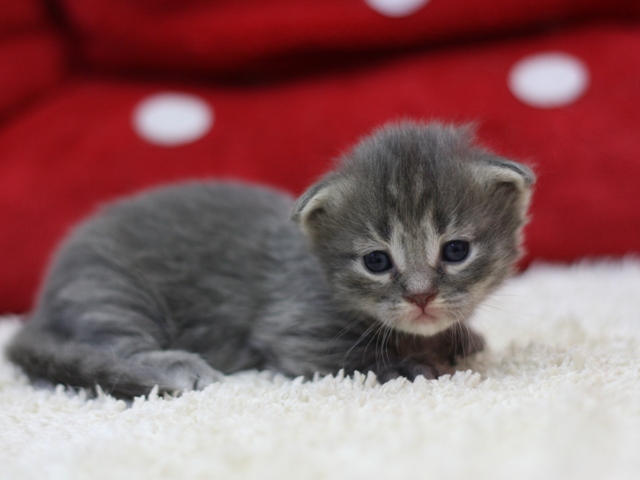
[[404, 291, 437, 309]]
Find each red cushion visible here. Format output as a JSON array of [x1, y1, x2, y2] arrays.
[[0, 0, 47, 33], [1, 22, 639, 313], [0, 34, 67, 119], [59, 0, 640, 75], [0, 0, 67, 120]]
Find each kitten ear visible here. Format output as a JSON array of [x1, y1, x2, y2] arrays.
[[291, 177, 342, 235], [484, 158, 535, 189], [477, 158, 535, 216]]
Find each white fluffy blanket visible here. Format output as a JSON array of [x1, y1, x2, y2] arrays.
[[1, 261, 639, 480]]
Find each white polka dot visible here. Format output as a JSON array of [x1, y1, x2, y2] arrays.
[[365, 0, 430, 17], [508, 52, 589, 108], [133, 92, 213, 146]]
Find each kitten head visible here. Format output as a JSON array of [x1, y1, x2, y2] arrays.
[[292, 121, 535, 337]]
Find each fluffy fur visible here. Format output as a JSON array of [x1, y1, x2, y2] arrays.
[[7, 122, 534, 397]]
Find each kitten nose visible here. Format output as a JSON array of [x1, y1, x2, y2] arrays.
[[404, 291, 437, 309]]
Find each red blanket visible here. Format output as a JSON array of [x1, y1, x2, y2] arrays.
[[1, 0, 639, 312]]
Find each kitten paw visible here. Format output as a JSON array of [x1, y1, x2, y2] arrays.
[[372, 356, 455, 383], [131, 350, 223, 393]]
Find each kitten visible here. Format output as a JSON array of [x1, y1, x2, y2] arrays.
[[7, 121, 534, 398]]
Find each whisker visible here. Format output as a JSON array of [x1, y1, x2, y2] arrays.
[[362, 322, 385, 365], [341, 321, 379, 368], [374, 322, 388, 369], [380, 324, 393, 369], [331, 317, 367, 343]]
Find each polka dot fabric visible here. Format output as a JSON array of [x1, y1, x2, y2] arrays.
[[132, 93, 214, 146], [508, 53, 589, 108], [365, 0, 431, 18], [0, 1, 639, 312], [58, 0, 638, 76]]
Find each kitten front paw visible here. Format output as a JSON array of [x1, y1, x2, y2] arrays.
[[163, 354, 223, 392], [132, 350, 223, 393], [371, 356, 455, 383]]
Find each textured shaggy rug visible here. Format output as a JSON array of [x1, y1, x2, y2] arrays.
[[1, 260, 639, 480]]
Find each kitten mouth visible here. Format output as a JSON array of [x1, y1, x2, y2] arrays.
[[407, 306, 440, 325], [391, 307, 450, 337]]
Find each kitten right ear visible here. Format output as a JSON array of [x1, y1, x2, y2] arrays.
[[291, 178, 341, 235]]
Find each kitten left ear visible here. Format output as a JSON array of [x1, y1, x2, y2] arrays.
[[478, 158, 536, 216], [484, 158, 535, 189]]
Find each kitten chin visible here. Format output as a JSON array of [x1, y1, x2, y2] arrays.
[[389, 300, 454, 337], [8, 120, 534, 398]]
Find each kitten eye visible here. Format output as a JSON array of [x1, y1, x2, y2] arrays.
[[442, 240, 470, 263], [363, 251, 393, 273]]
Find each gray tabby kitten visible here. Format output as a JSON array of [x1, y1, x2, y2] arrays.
[[8, 122, 534, 398]]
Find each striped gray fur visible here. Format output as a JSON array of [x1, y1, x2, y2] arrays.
[[8, 121, 534, 398]]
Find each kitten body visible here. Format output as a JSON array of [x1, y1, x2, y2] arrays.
[[8, 122, 534, 397]]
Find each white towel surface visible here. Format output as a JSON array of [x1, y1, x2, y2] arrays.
[[1, 260, 639, 480]]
